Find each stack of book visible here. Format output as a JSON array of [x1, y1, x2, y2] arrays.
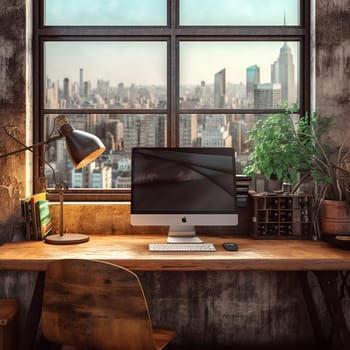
[[20, 192, 52, 240]]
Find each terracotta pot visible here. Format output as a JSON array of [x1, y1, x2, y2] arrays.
[[320, 200, 350, 235]]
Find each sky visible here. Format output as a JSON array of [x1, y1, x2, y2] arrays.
[[44, 0, 300, 87], [45, 0, 167, 25], [45, 42, 168, 87], [45, 0, 299, 26], [180, 0, 299, 26]]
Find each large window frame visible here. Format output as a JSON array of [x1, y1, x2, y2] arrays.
[[33, 0, 311, 201]]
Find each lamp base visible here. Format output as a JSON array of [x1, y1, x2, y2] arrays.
[[44, 233, 89, 245]]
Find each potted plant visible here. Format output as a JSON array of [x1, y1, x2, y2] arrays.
[[293, 113, 350, 239], [243, 106, 310, 189]]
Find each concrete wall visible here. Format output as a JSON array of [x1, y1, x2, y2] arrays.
[[0, 0, 349, 348], [0, 0, 28, 241], [316, 0, 350, 146]]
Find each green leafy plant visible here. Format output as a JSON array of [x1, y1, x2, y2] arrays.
[[293, 113, 350, 238], [244, 106, 350, 200], [243, 106, 310, 185]]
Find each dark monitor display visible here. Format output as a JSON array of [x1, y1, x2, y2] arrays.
[[131, 147, 238, 243]]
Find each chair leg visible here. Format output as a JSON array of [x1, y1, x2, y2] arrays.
[[19, 271, 46, 350]]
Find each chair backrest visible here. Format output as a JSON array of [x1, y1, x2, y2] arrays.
[[42, 259, 158, 350]]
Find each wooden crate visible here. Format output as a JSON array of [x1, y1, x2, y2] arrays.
[[250, 192, 312, 239], [0, 299, 18, 350]]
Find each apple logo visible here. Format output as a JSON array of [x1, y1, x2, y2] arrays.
[[181, 217, 187, 223]]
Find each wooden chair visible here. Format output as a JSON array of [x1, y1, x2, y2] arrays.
[[41, 259, 176, 350]]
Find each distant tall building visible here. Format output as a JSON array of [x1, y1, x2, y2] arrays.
[[63, 77, 70, 107], [179, 114, 198, 147], [90, 165, 112, 188], [271, 60, 279, 85], [254, 83, 281, 108], [205, 114, 227, 128], [46, 81, 59, 109], [79, 68, 84, 97], [201, 125, 232, 147], [115, 156, 131, 188], [97, 79, 110, 99], [158, 116, 167, 147], [271, 43, 296, 105], [201, 114, 231, 147], [139, 116, 157, 146], [214, 69, 226, 108], [84, 81, 90, 98], [123, 116, 139, 154], [71, 168, 84, 188], [246, 64, 260, 106]]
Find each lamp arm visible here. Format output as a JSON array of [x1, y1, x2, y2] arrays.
[[0, 127, 64, 159]]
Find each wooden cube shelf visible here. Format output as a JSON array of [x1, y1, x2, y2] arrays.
[[250, 192, 312, 239]]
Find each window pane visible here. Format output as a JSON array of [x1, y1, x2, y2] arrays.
[[44, 42, 167, 110], [179, 113, 268, 174], [44, 114, 167, 189], [44, 0, 167, 26], [180, 0, 300, 26], [180, 41, 299, 109]]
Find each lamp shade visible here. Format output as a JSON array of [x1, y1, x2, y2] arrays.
[[58, 116, 106, 169], [65, 129, 106, 169]]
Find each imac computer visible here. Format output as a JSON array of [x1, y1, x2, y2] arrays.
[[130, 147, 238, 243]]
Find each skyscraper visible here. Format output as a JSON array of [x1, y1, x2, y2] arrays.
[[63, 77, 70, 107], [254, 83, 281, 109], [79, 68, 84, 97], [179, 115, 198, 147], [246, 64, 260, 106], [201, 125, 232, 147], [271, 43, 297, 105], [214, 69, 226, 108]]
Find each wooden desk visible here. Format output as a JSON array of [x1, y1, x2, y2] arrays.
[[1, 234, 350, 350], [1, 234, 350, 272]]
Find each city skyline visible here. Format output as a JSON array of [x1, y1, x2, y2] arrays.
[[45, 41, 299, 88]]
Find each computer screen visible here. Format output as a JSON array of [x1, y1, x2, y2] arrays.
[[130, 147, 238, 243]]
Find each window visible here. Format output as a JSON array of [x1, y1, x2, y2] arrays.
[[34, 0, 310, 200]]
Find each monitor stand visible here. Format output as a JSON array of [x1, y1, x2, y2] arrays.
[[167, 225, 203, 243]]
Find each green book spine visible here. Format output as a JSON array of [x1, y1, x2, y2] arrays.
[[36, 199, 52, 240]]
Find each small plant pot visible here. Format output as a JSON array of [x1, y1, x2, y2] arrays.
[[265, 178, 282, 193], [320, 200, 350, 235]]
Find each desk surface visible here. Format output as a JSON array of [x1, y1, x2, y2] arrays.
[[1, 234, 350, 272]]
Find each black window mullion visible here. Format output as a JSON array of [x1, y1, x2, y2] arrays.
[[169, 0, 179, 146], [180, 109, 288, 115], [169, 36, 177, 147], [43, 109, 168, 115]]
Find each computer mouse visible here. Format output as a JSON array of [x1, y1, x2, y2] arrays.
[[223, 242, 238, 251]]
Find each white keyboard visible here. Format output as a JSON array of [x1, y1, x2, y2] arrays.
[[149, 243, 216, 252]]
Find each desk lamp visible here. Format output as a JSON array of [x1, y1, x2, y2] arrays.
[[0, 115, 106, 244]]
